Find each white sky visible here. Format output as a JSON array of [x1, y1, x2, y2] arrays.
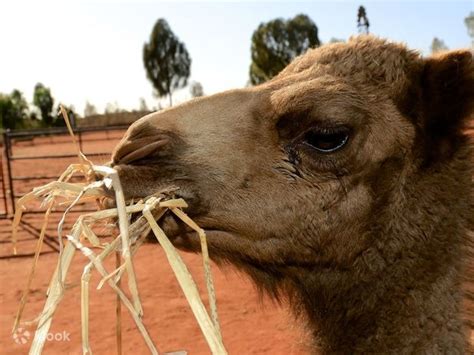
[[0, 0, 472, 115]]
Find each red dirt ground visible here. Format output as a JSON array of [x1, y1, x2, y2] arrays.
[[0, 132, 309, 354]]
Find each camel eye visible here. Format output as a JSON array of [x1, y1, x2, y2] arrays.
[[303, 127, 349, 153]]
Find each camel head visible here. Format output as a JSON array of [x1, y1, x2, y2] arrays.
[[112, 36, 474, 353]]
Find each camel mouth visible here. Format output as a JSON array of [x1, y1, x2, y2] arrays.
[[163, 228, 236, 254], [152, 211, 238, 253], [158, 212, 193, 238]]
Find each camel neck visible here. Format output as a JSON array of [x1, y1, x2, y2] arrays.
[[293, 250, 468, 354], [295, 159, 472, 354]]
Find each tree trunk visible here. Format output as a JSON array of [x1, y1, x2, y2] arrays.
[[169, 93, 173, 107]]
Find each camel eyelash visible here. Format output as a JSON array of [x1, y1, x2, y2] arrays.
[[299, 126, 351, 154]]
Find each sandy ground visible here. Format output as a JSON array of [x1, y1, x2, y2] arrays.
[[0, 132, 309, 354]]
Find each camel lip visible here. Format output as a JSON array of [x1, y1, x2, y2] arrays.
[[157, 212, 201, 239], [164, 228, 234, 253], [155, 212, 237, 249]]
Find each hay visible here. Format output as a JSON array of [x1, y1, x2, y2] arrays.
[[12, 106, 226, 354]]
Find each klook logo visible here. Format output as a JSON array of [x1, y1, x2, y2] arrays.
[[12, 328, 30, 345], [12, 328, 70, 345]]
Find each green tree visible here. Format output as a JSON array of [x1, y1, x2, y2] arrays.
[[0, 94, 16, 129], [357, 6, 370, 34], [84, 101, 97, 117], [11, 90, 28, 117], [33, 83, 54, 126], [431, 37, 448, 54], [190, 81, 204, 98], [139, 97, 149, 111], [55, 104, 77, 127], [0, 90, 28, 129], [105, 101, 120, 114], [464, 11, 474, 48], [143, 19, 191, 106], [249, 14, 320, 85]]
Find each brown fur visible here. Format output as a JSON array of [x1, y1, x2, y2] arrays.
[[112, 36, 474, 354]]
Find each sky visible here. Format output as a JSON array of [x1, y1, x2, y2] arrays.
[[0, 0, 472, 115]]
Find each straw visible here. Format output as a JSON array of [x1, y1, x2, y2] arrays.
[[12, 108, 226, 354]]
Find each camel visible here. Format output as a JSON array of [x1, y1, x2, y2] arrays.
[[111, 36, 474, 353]]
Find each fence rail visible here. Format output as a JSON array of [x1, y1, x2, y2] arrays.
[[2, 125, 128, 216]]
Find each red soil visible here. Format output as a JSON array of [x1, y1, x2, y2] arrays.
[[0, 132, 309, 355]]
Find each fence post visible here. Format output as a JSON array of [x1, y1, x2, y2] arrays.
[[4, 130, 15, 214], [0, 144, 8, 217]]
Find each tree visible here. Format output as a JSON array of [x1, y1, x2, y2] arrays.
[[55, 104, 77, 127], [11, 90, 28, 117], [249, 14, 320, 85], [143, 19, 191, 106], [0, 94, 15, 129], [139, 97, 149, 111], [0, 90, 28, 129], [84, 101, 97, 117], [11, 90, 28, 127], [33, 83, 54, 126], [357, 6, 370, 34], [29, 110, 39, 121], [105, 101, 121, 114], [190, 81, 204, 98], [465, 11, 474, 48], [431, 37, 448, 54]]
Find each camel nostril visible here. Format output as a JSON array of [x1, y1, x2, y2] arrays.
[[112, 138, 169, 165]]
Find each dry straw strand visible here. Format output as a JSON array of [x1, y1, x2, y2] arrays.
[[13, 108, 226, 354], [143, 202, 226, 354]]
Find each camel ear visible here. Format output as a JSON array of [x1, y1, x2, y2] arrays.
[[422, 50, 474, 139]]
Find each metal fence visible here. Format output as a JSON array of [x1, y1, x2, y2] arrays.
[[0, 152, 8, 218], [2, 125, 128, 216]]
